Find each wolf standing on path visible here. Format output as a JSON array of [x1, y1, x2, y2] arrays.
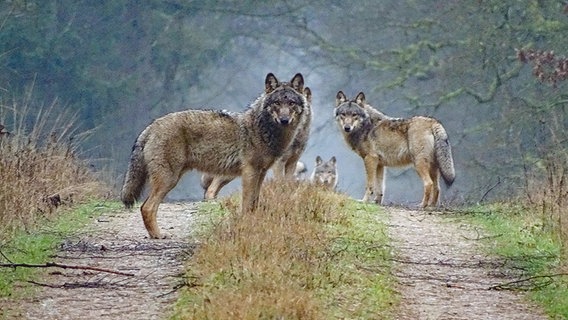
[[200, 86, 313, 200], [334, 91, 455, 207], [121, 73, 309, 238]]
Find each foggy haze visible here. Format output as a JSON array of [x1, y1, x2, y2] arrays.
[[166, 55, 458, 206], [1, 1, 566, 207]]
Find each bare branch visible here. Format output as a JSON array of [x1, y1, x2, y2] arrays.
[[489, 273, 568, 291], [479, 176, 501, 203], [0, 262, 135, 277]]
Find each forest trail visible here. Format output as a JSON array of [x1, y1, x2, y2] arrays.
[[4, 202, 198, 320], [3, 203, 549, 319], [386, 207, 548, 320]]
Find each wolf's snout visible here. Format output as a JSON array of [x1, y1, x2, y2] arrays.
[[343, 125, 352, 132]]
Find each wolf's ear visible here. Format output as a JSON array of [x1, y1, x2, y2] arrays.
[[336, 91, 347, 106], [265, 73, 279, 93], [290, 73, 304, 92], [330, 156, 336, 165], [355, 92, 366, 105], [303, 87, 312, 103], [315, 155, 322, 165]]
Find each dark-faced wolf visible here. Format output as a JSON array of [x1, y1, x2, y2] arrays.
[[310, 156, 338, 191], [121, 73, 309, 238], [334, 91, 455, 207], [200, 86, 313, 200]]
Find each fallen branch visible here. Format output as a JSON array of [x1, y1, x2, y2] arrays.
[[461, 227, 504, 241], [489, 273, 568, 291], [0, 250, 14, 264], [0, 262, 135, 277], [156, 282, 187, 298]]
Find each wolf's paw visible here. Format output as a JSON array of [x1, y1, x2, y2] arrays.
[[158, 232, 171, 239], [361, 197, 379, 204], [147, 232, 169, 239]]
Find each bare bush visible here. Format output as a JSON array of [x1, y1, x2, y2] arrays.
[[0, 99, 111, 240], [522, 113, 568, 259]]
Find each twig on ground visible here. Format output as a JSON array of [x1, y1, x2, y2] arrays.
[[489, 273, 568, 291], [461, 227, 504, 241], [156, 282, 187, 298], [27, 278, 131, 289], [0, 249, 14, 264], [0, 262, 135, 276]]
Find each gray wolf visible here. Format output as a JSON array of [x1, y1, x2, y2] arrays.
[[200, 86, 313, 200], [0, 124, 10, 137], [121, 73, 309, 238], [334, 91, 455, 207], [293, 161, 308, 180], [310, 156, 338, 190]]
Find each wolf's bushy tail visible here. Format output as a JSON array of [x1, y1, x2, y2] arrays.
[[432, 122, 456, 186], [121, 133, 148, 208]]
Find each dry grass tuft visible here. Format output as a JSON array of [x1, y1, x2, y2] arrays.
[[0, 100, 111, 241], [525, 152, 568, 256], [176, 180, 359, 319]]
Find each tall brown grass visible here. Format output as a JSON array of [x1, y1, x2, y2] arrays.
[[175, 180, 361, 319], [523, 112, 568, 262], [525, 153, 568, 249], [0, 98, 110, 241]]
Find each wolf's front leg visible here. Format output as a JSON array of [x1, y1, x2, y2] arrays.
[[241, 164, 268, 213], [374, 165, 385, 204], [271, 159, 286, 180], [362, 155, 379, 203]]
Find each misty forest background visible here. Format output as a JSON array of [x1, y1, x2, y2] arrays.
[[1, 0, 567, 205]]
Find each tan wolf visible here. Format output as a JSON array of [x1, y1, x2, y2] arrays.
[[121, 73, 309, 238], [200, 86, 313, 200], [334, 91, 455, 207], [310, 156, 338, 190]]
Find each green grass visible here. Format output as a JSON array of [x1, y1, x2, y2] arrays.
[[321, 201, 396, 319], [0, 201, 122, 298], [462, 203, 568, 318], [172, 181, 397, 319]]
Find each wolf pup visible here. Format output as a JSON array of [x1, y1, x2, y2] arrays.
[[310, 156, 338, 190], [200, 86, 313, 200], [121, 73, 309, 238], [334, 91, 455, 207]]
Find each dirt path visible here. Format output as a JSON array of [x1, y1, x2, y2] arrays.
[[7, 202, 198, 320], [4, 203, 551, 319], [386, 207, 548, 320]]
